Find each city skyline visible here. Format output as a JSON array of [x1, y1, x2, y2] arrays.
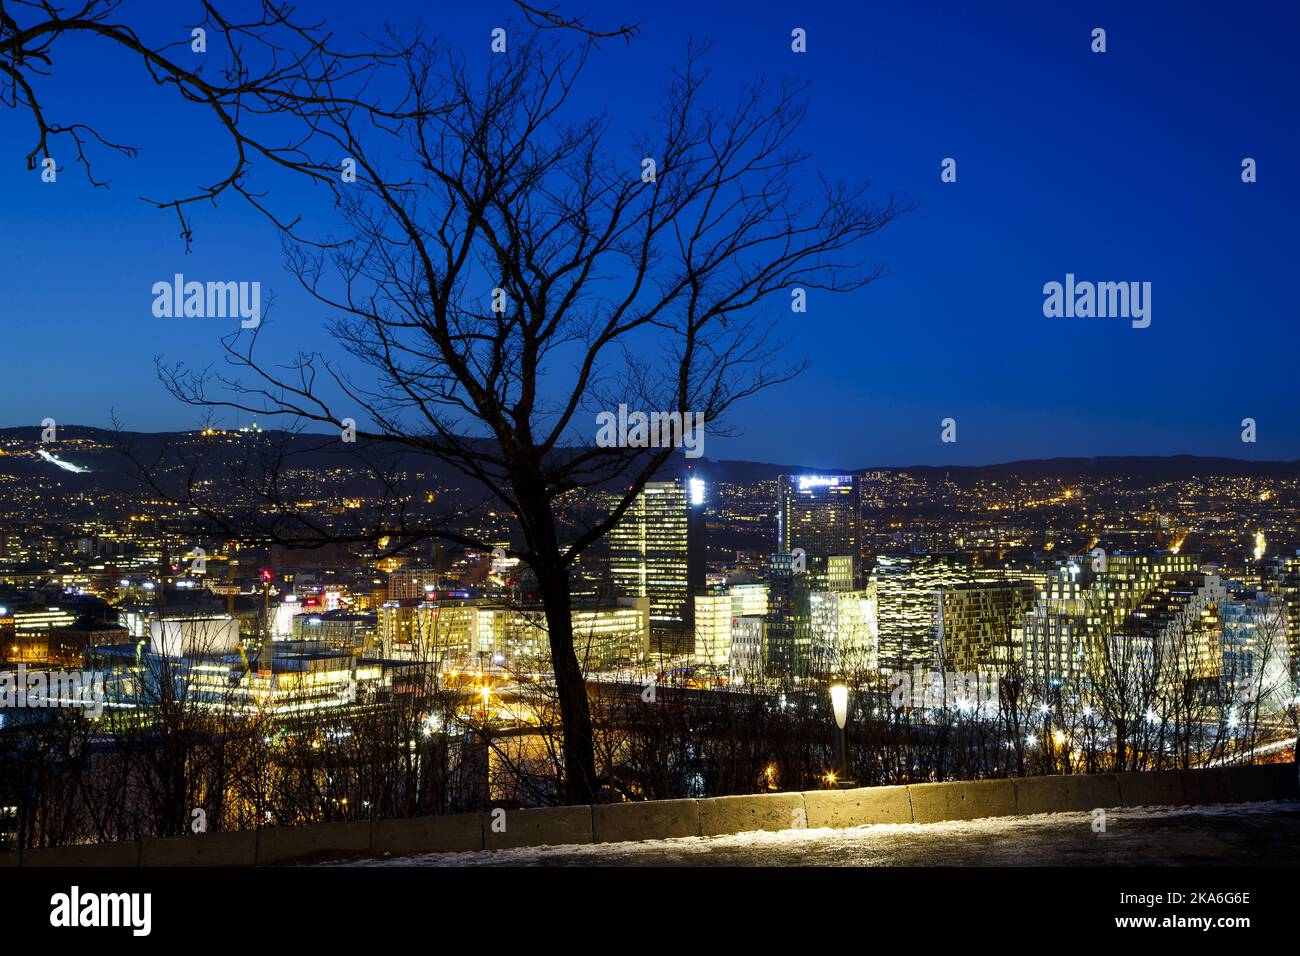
[[2, 0, 1296, 896]]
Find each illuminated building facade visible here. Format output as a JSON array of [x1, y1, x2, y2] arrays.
[[608, 478, 706, 631], [873, 554, 1000, 674], [6, 605, 79, 664], [766, 553, 855, 675], [379, 597, 650, 671], [292, 610, 378, 654], [1220, 591, 1291, 710], [387, 567, 440, 601], [1020, 552, 1203, 687], [507, 598, 650, 669], [1261, 551, 1300, 661], [694, 583, 768, 670], [807, 583, 878, 675], [777, 475, 861, 579], [1122, 573, 1226, 689], [936, 582, 1037, 672]]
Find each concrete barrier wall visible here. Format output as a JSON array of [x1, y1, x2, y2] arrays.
[[908, 778, 1018, 823], [1221, 762, 1299, 802], [256, 820, 372, 866], [1013, 773, 1121, 815], [7, 763, 1295, 866], [1117, 770, 1188, 808], [593, 798, 701, 843], [371, 813, 483, 858], [1180, 768, 1229, 806], [140, 831, 257, 867], [698, 792, 806, 836], [804, 784, 912, 828], [484, 805, 593, 850]]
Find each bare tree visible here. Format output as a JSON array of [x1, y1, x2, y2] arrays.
[[0, 0, 451, 246], [1, 0, 638, 250], [153, 35, 909, 803]]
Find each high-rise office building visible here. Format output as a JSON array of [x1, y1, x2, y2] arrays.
[[608, 477, 706, 634], [766, 552, 855, 675], [1260, 550, 1300, 661], [777, 475, 861, 578]]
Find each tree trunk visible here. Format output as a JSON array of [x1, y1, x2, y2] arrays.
[[533, 556, 599, 804], [518, 483, 599, 806]]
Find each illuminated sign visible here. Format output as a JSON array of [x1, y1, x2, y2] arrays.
[[797, 475, 844, 490], [688, 477, 705, 505]]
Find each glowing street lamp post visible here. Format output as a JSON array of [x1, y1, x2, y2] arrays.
[[829, 682, 853, 788]]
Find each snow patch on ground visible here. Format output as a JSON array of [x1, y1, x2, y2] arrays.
[[327, 800, 1300, 867]]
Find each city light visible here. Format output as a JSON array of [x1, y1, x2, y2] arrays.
[[797, 475, 843, 490], [688, 476, 705, 505]]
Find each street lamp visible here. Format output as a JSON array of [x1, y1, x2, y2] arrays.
[[830, 682, 850, 785]]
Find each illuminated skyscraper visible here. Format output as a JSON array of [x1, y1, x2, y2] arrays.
[[608, 477, 706, 633], [1260, 551, 1300, 661], [777, 475, 861, 576]]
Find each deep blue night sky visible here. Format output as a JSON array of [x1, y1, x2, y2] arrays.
[[2, 0, 1297, 467]]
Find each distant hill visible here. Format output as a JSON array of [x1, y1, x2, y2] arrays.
[[2, 425, 1298, 496]]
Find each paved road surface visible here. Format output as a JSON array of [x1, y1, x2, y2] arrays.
[[344, 801, 1300, 867]]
